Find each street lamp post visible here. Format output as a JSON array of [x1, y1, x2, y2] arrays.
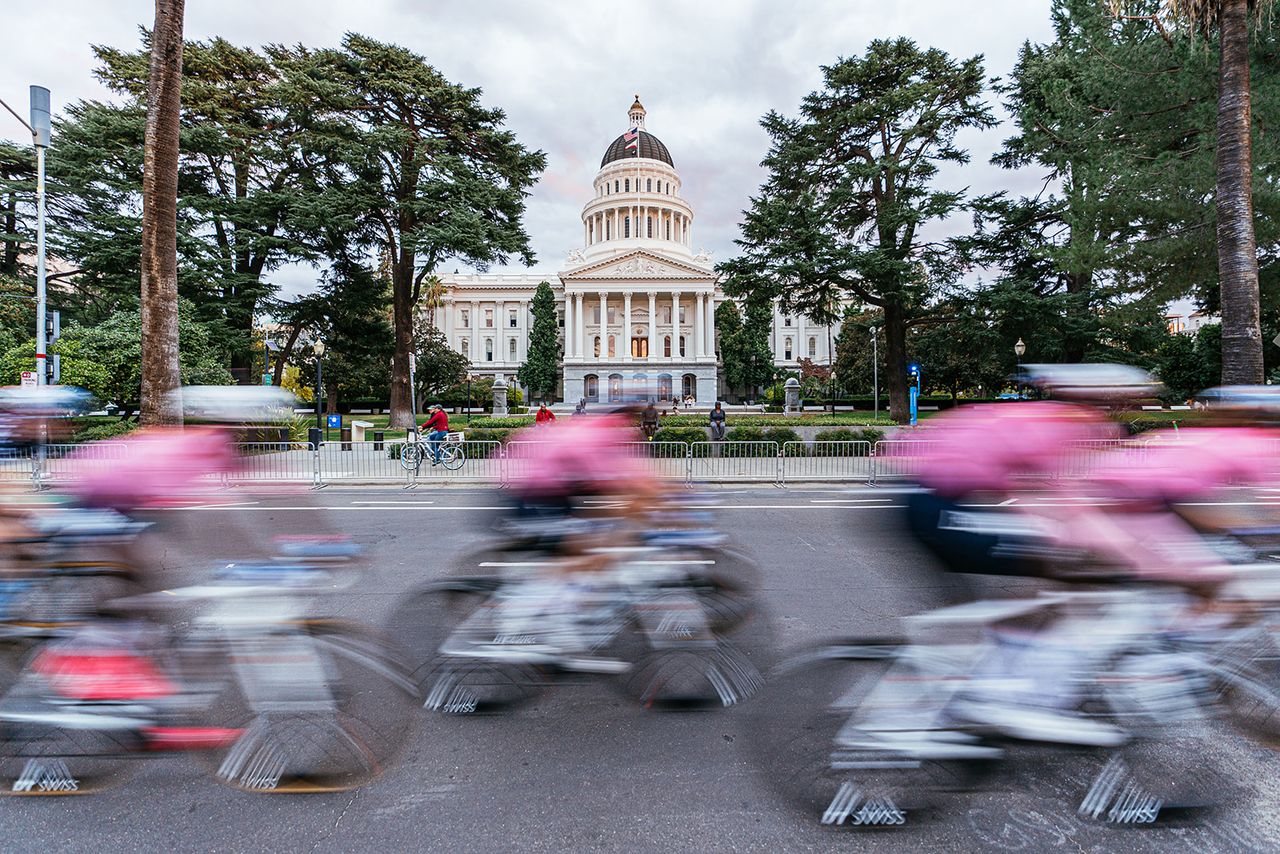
[[1, 87, 51, 384], [870, 326, 879, 418], [1014, 337, 1026, 398], [313, 339, 325, 431]]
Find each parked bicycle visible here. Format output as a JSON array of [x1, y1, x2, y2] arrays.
[[399, 429, 467, 472]]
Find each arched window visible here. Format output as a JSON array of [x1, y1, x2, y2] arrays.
[[663, 335, 672, 358], [584, 374, 599, 402], [784, 338, 793, 361], [588, 222, 593, 243], [608, 373, 623, 402], [624, 178, 630, 192], [509, 338, 517, 361], [658, 373, 673, 401], [679, 336, 686, 357], [646, 178, 652, 192], [608, 335, 616, 357], [624, 216, 631, 238], [808, 337, 817, 358], [666, 221, 671, 240], [647, 217, 653, 238], [614, 180, 619, 192], [594, 336, 601, 357], [606, 220, 611, 239], [485, 338, 493, 362]]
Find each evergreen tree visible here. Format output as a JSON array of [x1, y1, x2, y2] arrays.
[[518, 281, 561, 403], [722, 39, 995, 423], [283, 35, 546, 428]]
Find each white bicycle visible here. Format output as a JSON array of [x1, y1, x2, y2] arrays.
[[400, 430, 467, 472]]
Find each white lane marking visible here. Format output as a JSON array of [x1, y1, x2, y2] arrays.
[[810, 498, 892, 504], [178, 500, 262, 510], [350, 501, 436, 506], [164, 504, 904, 512], [998, 498, 1018, 506]]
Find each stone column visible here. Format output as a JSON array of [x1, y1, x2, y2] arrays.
[[694, 291, 705, 358], [443, 299, 454, 350], [707, 295, 717, 357], [671, 291, 681, 360], [520, 299, 530, 361], [622, 292, 632, 362], [470, 299, 479, 366], [599, 292, 608, 359], [495, 299, 506, 366], [563, 293, 574, 361], [492, 375, 508, 417], [575, 292, 585, 359], [647, 291, 657, 362], [797, 311, 807, 361]]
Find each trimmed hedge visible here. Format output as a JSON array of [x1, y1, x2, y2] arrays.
[[661, 413, 893, 428], [653, 426, 708, 446]]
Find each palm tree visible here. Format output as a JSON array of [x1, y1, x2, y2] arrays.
[[139, 0, 186, 425], [1130, 1, 1272, 382]]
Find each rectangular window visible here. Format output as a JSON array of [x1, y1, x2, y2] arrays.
[[784, 317, 792, 327], [679, 307, 686, 324], [485, 309, 493, 328], [461, 310, 470, 328], [509, 310, 518, 328], [607, 307, 616, 324]]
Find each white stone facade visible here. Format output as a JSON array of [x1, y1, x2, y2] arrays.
[[429, 98, 839, 404]]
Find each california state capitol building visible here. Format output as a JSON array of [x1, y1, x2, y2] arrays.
[[428, 97, 842, 406]]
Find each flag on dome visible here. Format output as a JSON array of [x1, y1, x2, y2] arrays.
[[624, 127, 639, 151]]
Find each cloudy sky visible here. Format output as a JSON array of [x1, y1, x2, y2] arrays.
[[0, 0, 1056, 293]]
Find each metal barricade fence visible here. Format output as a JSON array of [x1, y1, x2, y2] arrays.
[[869, 439, 938, 484], [502, 440, 554, 488], [780, 441, 874, 483], [38, 442, 131, 487], [408, 440, 503, 484], [689, 441, 780, 484], [619, 441, 692, 481], [318, 441, 408, 484], [231, 442, 318, 485], [0, 446, 33, 485], [1054, 438, 1148, 481]]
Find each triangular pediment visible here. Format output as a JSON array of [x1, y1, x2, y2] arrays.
[[562, 249, 713, 280]]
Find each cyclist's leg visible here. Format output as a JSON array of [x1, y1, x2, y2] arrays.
[[428, 429, 446, 462]]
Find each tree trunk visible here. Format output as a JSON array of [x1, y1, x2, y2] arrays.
[[139, 0, 185, 426], [388, 256, 415, 429], [884, 301, 910, 425], [1216, 0, 1264, 384]]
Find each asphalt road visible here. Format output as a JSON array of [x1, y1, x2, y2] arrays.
[[5, 486, 1280, 852]]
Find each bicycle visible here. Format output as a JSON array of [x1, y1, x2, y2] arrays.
[[399, 430, 466, 472]]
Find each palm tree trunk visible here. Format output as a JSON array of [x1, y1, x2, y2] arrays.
[[139, 0, 185, 425], [1216, 0, 1264, 383]]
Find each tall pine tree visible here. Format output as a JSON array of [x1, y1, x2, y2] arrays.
[[518, 281, 561, 403]]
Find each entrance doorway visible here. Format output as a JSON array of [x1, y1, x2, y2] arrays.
[[682, 374, 697, 401]]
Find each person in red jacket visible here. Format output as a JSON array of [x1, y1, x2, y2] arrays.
[[535, 403, 556, 425], [421, 404, 450, 465]]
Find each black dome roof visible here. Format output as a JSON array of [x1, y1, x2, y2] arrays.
[[601, 130, 673, 167]]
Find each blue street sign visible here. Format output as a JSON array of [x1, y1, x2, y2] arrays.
[[326, 414, 342, 429], [909, 386, 919, 427]]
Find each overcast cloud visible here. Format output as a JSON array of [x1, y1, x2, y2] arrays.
[[0, 0, 1055, 295]]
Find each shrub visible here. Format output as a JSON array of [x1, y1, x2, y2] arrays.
[[653, 426, 707, 446], [763, 427, 803, 455], [72, 419, 137, 443], [470, 416, 536, 429], [725, 426, 765, 442], [810, 428, 882, 456]]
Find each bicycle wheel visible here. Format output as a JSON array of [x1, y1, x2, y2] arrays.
[[384, 587, 541, 714], [201, 622, 418, 792], [682, 547, 762, 636], [439, 445, 466, 471], [748, 641, 956, 826], [0, 664, 141, 795], [398, 442, 423, 472]]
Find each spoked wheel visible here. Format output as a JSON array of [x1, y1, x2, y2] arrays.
[[681, 547, 761, 636], [202, 622, 418, 792], [385, 586, 542, 715], [624, 641, 764, 711], [399, 442, 424, 472], [748, 642, 958, 828], [439, 445, 466, 471], [0, 669, 141, 796]]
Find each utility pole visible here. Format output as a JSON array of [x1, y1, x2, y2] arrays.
[[0, 87, 51, 385]]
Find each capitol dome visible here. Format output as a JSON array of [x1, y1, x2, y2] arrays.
[[599, 95, 673, 167], [600, 130, 673, 167]]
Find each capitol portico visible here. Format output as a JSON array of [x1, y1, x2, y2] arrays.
[[430, 97, 842, 405]]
